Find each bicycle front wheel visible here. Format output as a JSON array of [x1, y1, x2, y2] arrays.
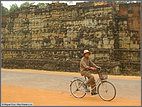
[[97, 81, 116, 101], [70, 79, 86, 98]]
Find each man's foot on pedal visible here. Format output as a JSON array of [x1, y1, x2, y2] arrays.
[[91, 92, 98, 95]]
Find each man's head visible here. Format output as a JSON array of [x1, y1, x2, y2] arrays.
[[83, 50, 91, 58]]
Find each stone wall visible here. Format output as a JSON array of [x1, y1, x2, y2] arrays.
[[1, 2, 141, 75]]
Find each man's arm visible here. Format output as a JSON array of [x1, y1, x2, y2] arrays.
[[89, 59, 99, 68]]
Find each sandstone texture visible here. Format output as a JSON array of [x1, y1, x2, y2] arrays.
[[1, 2, 141, 75]]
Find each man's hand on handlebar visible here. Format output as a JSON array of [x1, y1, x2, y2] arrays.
[[90, 66, 101, 71], [90, 67, 96, 71]]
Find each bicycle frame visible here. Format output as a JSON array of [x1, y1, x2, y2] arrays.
[[83, 69, 107, 93]]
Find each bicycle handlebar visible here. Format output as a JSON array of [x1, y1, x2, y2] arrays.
[[97, 67, 101, 73], [92, 67, 101, 74]]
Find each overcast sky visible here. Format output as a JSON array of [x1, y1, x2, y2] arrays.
[[1, 1, 87, 10]]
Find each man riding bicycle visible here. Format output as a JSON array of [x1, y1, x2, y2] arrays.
[[80, 50, 100, 95]]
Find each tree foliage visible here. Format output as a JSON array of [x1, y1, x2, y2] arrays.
[[37, 3, 47, 8], [1, 3, 9, 15], [19, 2, 35, 9], [9, 3, 18, 13], [2, 2, 35, 16]]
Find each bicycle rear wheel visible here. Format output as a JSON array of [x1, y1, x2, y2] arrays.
[[97, 81, 116, 101], [70, 79, 86, 98]]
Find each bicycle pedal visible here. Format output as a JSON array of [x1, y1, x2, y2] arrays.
[[91, 92, 98, 95], [85, 89, 90, 92]]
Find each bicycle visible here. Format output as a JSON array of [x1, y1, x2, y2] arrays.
[[70, 68, 116, 101]]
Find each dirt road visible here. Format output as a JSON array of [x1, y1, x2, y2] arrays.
[[1, 69, 141, 106]]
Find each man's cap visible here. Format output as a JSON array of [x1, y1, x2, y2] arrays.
[[83, 50, 91, 56]]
